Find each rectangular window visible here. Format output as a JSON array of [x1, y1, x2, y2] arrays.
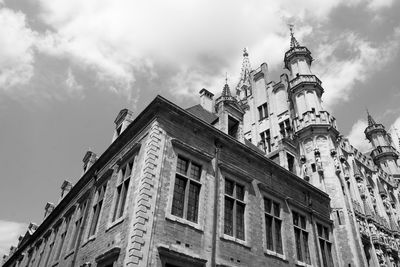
[[258, 103, 269, 120], [279, 119, 291, 138], [260, 130, 271, 153], [264, 198, 283, 254], [317, 223, 334, 267], [171, 156, 202, 223], [88, 184, 107, 237], [36, 236, 48, 267], [224, 179, 246, 240], [112, 158, 134, 222], [44, 227, 58, 267], [68, 201, 87, 251], [293, 211, 310, 264], [54, 215, 71, 261]]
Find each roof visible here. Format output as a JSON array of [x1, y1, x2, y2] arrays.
[[186, 104, 218, 124]]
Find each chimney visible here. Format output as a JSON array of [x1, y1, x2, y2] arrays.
[[44, 202, 55, 218], [27, 222, 38, 235], [60, 180, 73, 200], [199, 88, 214, 113], [82, 151, 97, 174], [112, 109, 134, 142]]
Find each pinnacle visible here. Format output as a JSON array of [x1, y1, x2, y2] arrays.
[[366, 109, 377, 126]]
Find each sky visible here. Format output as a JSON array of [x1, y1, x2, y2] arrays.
[[1, 0, 400, 258]]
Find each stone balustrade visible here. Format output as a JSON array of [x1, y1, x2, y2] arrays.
[[293, 110, 337, 133]]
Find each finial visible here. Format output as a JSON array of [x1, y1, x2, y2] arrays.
[[366, 108, 376, 126], [288, 24, 300, 48], [222, 72, 231, 97], [225, 72, 228, 85], [243, 47, 249, 57]]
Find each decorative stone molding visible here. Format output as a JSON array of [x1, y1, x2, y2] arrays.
[[125, 122, 163, 266]]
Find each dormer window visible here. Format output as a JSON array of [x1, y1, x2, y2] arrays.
[[112, 109, 133, 142], [228, 116, 239, 138]]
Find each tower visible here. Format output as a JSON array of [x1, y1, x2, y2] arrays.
[[365, 111, 400, 176], [285, 26, 367, 266]]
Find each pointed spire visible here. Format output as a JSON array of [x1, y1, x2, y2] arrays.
[[240, 47, 251, 80], [222, 73, 232, 97], [289, 24, 300, 49], [366, 109, 377, 126]]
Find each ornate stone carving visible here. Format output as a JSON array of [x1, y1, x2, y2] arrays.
[[375, 247, 386, 266], [357, 181, 367, 199], [383, 196, 391, 215], [300, 155, 309, 181]]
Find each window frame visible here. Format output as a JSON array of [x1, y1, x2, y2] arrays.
[[67, 200, 87, 253], [54, 214, 72, 262], [258, 103, 269, 121], [86, 181, 108, 240], [292, 210, 311, 266], [316, 222, 334, 267], [166, 146, 209, 231], [110, 155, 136, 225], [263, 196, 285, 259]]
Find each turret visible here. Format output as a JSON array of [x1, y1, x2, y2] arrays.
[[364, 110, 399, 175], [284, 26, 336, 134], [236, 48, 253, 100], [215, 80, 245, 142]]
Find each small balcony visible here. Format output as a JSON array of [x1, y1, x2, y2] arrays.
[[288, 74, 324, 97], [284, 46, 313, 69], [371, 146, 399, 161], [292, 110, 337, 134]]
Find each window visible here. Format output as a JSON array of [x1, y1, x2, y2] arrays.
[[44, 227, 59, 267], [293, 211, 311, 264], [228, 116, 239, 138], [112, 158, 134, 221], [88, 184, 107, 237], [171, 156, 202, 223], [36, 237, 47, 267], [54, 215, 71, 261], [258, 103, 269, 120], [224, 179, 245, 240], [317, 224, 334, 267], [264, 198, 283, 254], [279, 119, 291, 138], [287, 153, 295, 173], [260, 130, 271, 153], [68, 201, 87, 251]]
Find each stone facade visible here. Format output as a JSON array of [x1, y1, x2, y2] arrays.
[[3, 30, 400, 267]]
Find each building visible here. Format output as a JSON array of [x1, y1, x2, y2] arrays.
[[2, 28, 400, 267]]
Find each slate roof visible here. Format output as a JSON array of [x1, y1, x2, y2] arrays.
[[186, 104, 218, 124]]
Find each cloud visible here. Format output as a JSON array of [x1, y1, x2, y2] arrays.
[[32, 0, 366, 100], [368, 0, 394, 10], [346, 119, 372, 153], [0, 220, 26, 259], [0, 0, 397, 104], [389, 116, 400, 150], [65, 68, 84, 99], [314, 28, 400, 109], [0, 7, 36, 90]]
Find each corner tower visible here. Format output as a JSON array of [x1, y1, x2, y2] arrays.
[[365, 111, 400, 177], [286, 26, 367, 266]]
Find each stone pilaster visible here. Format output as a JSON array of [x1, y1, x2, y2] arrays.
[[125, 122, 164, 266]]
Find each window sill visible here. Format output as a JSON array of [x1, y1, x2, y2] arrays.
[[220, 234, 250, 249], [165, 214, 203, 232], [82, 235, 96, 247], [106, 217, 125, 232], [295, 261, 313, 267], [64, 250, 74, 260], [264, 249, 287, 262]]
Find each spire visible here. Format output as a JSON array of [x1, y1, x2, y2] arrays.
[[366, 109, 376, 126], [240, 47, 251, 81], [222, 73, 232, 97], [289, 24, 300, 49]]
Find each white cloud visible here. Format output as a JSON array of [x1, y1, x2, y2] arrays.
[[0, 7, 36, 90], [389, 116, 400, 151], [0, 220, 26, 259], [314, 29, 400, 109], [346, 119, 372, 153], [0, 0, 396, 102], [65, 68, 84, 99], [32, 0, 368, 99], [368, 0, 394, 10]]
